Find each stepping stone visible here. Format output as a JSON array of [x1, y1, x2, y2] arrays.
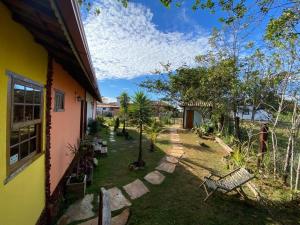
[[78, 217, 98, 225], [107, 187, 131, 211], [156, 162, 176, 173], [169, 151, 184, 158], [112, 208, 130, 225], [144, 170, 165, 185], [123, 179, 150, 200], [164, 156, 179, 164], [57, 194, 95, 224]]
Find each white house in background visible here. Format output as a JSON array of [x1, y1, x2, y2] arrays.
[[86, 92, 97, 123], [96, 102, 120, 117], [236, 105, 272, 122], [181, 101, 272, 129], [181, 101, 212, 129]]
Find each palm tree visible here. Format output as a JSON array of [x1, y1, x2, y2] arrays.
[[119, 92, 130, 135], [145, 120, 163, 151], [129, 92, 152, 167]]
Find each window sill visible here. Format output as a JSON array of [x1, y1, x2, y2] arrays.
[[3, 152, 44, 185]]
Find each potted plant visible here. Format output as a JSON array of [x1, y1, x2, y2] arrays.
[[66, 142, 89, 199]]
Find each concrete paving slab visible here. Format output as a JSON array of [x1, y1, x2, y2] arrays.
[[156, 162, 176, 173], [57, 194, 95, 224], [123, 179, 150, 200], [112, 208, 130, 225], [107, 187, 131, 211], [144, 170, 165, 185], [164, 156, 179, 164]]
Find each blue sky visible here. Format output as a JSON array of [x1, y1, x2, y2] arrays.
[[82, 0, 270, 102]]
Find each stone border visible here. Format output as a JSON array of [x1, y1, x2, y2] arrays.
[[215, 137, 233, 154]]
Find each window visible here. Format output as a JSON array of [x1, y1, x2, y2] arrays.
[[102, 107, 106, 110], [8, 73, 43, 173], [54, 90, 64, 112]]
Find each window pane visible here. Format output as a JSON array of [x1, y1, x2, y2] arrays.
[[34, 105, 40, 119], [14, 84, 25, 103], [29, 125, 36, 137], [10, 145, 19, 165], [25, 86, 34, 104], [20, 141, 29, 159], [25, 105, 34, 121], [29, 138, 36, 153], [34, 89, 41, 104], [20, 126, 29, 141], [10, 129, 19, 146], [14, 104, 24, 123]]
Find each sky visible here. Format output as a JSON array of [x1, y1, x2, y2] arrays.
[[81, 0, 269, 102]]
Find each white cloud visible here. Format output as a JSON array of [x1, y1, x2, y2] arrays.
[[83, 0, 210, 80], [102, 96, 117, 103]]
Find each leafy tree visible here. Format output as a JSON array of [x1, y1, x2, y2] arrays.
[[145, 120, 163, 151], [129, 92, 152, 167], [119, 92, 130, 134]]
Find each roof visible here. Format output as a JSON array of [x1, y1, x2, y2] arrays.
[[3, 0, 101, 101], [181, 101, 212, 107], [97, 103, 120, 108]]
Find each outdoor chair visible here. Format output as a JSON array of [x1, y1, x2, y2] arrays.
[[200, 167, 254, 201]]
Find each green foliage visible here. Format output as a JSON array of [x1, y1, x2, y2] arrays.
[[192, 121, 214, 137], [129, 92, 153, 127], [145, 120, 163, 143], [96, 116, 105, 126], [114, 117, 120, 131], [229, 149, 247, 168], [87, 118, 101, 135]]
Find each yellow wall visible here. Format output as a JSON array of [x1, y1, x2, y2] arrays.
[[0, 3, 47, 225]]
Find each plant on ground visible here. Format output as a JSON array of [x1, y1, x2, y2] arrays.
[[87, 118, 101, 135], [129, 91, 152, 167], [145, 119, 163, 151], [119, 91, 130, 135], [114, 117, 120, 132]]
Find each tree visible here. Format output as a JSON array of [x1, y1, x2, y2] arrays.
[[145, 120, 163, 152], [119, 92, 130, 135], [129, 92, 152, 167]]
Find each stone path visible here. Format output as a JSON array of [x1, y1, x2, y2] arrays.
[[156, 161, 176, 173], [144, 170, 165, 185], [123, 179, 150, 200], [61, 127, 185, 225], [57, 194, 95, 225], [107, 187, 131, 211]]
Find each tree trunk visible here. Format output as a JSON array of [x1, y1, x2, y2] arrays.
[[122, 119, 126, 134], [137, 123, 143, 166], [150, 139, 154, 152], [295, 154, 300, 191], [234, 113, 241, 140], [257, 124, 268, 170], [283, 135, 293, 184], [271, 131, 278, 178]]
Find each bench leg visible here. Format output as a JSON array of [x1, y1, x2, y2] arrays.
[[204, 189, 217, 202]]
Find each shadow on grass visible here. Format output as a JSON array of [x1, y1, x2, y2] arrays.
[[63, 126, 300, 225]]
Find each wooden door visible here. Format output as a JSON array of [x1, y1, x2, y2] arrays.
[[186, 110, 194, 129]]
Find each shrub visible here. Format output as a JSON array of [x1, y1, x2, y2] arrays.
[[88, 119, 101, 135], [114, 117, 120, 131]]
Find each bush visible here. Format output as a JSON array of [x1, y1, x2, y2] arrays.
[[192, 121, 214, 137], [114, 117, 120, 131], [96, 116, 105, 126], [88, 119, 101, 135]]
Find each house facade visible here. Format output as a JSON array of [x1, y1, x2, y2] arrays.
[[96, 103, 120, 117], [182, 101, 212, 129], [0, 1, 101, 225]]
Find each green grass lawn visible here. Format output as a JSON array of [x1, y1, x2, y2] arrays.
[[85, 126, 300, 225]]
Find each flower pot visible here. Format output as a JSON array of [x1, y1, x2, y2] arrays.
[[66, 174, 87, 199]]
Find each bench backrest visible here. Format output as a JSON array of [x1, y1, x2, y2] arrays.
[[217, 168, 254, 191], [98, 188, 111, 225]]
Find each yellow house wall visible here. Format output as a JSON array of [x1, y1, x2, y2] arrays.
[[0, 3, 47, 225]]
